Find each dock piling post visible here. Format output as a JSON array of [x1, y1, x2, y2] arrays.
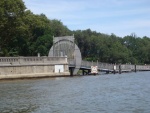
[[119, 64, 122, 74], [135, 65, 137, 72], [82, 69, 85, 75]]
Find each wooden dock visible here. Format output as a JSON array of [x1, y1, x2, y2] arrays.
[[69, 60, 150, 75]]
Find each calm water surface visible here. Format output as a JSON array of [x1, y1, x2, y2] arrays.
[[0, 72, 150, 113]]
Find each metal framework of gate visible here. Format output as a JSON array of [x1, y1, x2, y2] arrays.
[[48, 35, 82, 75]]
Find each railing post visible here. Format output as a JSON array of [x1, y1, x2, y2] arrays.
[[42, 56, 47, 63], [18, 57, 23, 65]]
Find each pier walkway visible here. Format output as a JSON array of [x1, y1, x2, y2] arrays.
[[69, 59, 150, 75]]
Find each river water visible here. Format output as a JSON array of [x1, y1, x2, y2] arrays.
[[0, 72, 150, 113]]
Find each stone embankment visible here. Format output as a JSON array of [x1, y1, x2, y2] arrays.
[[0, 56, 70, 80]]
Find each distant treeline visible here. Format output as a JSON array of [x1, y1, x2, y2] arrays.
[[0, 0, 150, 64]]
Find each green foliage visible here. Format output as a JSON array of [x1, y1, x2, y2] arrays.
[[74, 30, 150, 64], [34, 34, 53, 56], [50, 19, 72, 37], [0, 0, 26, 50]]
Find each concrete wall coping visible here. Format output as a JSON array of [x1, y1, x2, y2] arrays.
[[0, 56, 68, 66]]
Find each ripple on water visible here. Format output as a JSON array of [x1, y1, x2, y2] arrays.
[[0, 72, 150, 113]]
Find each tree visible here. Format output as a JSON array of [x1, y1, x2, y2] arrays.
[[50, 19, 71, 37], [0, 0, 26, 56], [34, 34, 53, 56]]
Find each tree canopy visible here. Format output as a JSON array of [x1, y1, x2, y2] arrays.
[[0, 0, 150, 64]]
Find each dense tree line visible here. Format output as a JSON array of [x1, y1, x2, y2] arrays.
[[0, 0, 150, 64], [74, 30, 150, 64]]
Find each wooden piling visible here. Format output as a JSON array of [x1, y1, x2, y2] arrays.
[[135, 65, 137, 72], [119, 64, 122, 74], [82, 69, 85, 75]]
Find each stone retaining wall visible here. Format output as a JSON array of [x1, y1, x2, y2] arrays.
[[0, 56, 70, 80]]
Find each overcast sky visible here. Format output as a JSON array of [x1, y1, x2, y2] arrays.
[[23, 0, 150, 37]]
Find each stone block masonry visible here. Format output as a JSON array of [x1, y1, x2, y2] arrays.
[[0, 56, 70, 80]]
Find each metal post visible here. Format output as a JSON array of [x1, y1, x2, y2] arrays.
[[88, 69, 90, 75], [135, 64, 137, 72], [82, 69, 84, 75], [119, 64, 122, 74]]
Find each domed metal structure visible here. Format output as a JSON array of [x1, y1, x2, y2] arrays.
[[48, 35, 82, 75]]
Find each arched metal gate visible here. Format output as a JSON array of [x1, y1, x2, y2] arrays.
[[48, 35, 82, 75]]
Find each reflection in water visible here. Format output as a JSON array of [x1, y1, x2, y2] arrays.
[[0, 72, 150, 113]]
